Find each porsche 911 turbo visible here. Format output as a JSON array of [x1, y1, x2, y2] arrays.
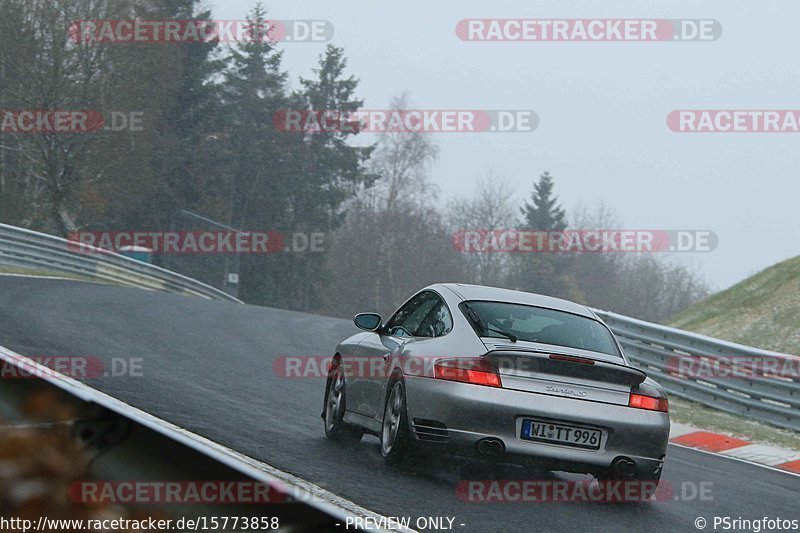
[[322, 283, 669, 485]]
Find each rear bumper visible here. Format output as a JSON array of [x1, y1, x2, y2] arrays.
[[404, 376, 669, 477]]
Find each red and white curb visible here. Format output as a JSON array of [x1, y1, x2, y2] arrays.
[[670, 422, 800, 474]]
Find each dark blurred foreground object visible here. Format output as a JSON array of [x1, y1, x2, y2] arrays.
[[0, 385, 168, 528], [0, 378, 355, 531]]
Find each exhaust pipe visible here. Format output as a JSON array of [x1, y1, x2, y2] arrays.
[[611, 456, 637, 478], [476, 438, 505, 458]]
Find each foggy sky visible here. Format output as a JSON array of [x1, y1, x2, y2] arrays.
[[208, 0, 799, 291]]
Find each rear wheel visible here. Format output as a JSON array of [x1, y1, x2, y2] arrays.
[[381, 380, 414, 464], [324, 363, 363, 444]]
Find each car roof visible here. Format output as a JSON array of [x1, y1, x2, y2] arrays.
[[433, 283, 595, 319]]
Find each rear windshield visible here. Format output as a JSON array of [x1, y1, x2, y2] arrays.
[[463, 301, 620, 357]]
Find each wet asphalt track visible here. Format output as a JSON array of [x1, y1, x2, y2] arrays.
[[1, 277, 798, 532]]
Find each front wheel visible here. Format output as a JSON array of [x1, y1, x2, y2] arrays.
[[323, 364, 363, 444], [381, 380, 414, 464]]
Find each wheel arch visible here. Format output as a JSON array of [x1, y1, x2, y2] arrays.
[[321, 353, 343, 420], [380, 367, 407, 423]]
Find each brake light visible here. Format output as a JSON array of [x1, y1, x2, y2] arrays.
[[549, 354, 595, 365], [434, 358, 502, 388], [629, 393, 669, 412]]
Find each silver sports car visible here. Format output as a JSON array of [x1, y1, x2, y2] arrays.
[[322, 283, 669, 484]]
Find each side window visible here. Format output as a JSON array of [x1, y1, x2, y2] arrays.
[[417, 299, 453, 338], [386, 291, 453, 338], [386, 291, 437, 337]]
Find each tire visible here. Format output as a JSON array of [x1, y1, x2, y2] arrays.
[[323, 363, 363, 444], [381, 380, 414, 464]]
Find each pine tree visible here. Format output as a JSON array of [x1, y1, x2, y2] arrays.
[[297, 45, 376, 231], [221, 2, 288, 229], [138, 0, 226, 230], [513, 171, 582, 301], [274, 45, 375, 310], [216, 3, 294, 305], [520, 171, 566, 231]]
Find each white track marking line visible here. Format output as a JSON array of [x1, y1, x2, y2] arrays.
[[719, 444, 800, 466], [669, 442, 800, 479]]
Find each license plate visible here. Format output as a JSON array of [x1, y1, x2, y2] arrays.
[[521, 419, 602, 450]]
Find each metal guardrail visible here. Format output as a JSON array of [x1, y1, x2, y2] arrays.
[[593, 309, 800, 432], [0, 223, 242, 303], [0, 223, 796, 431]]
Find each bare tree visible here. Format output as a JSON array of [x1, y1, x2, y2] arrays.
[[448, 171, 517, 285], [317, 92, 467, 317], [366, 92, 439, 212], [364, 92, 442, 307], [568, 203, 709, 321], [0, 0, 128, 234]]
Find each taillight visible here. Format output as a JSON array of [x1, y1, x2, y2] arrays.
[[629, 393, 668, 412], [434, 358, 502, 388]]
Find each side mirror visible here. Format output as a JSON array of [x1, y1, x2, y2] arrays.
[[354, 312, 383, 331]]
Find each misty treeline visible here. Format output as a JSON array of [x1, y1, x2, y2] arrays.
[[0, 0, 375, 310], [0, 0, 707, 322], [322, 130, 709, 323]]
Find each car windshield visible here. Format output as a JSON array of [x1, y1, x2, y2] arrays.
[[464, 301, 620, 357]]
